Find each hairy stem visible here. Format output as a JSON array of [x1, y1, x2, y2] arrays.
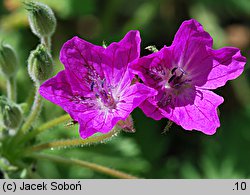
[[20, 114, 71, 143], [20, 83, 43, 134], [6, 76, 16, 102], [41, 36, 51, 52], [29, 153, 138, 179], [29, 127, 120, 152]]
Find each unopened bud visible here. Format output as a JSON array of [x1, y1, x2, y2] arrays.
[[0, 43, 18, 78], [28, 44, 53, 83], [24, 1, 56, 38], [0, 96, 23, 129]]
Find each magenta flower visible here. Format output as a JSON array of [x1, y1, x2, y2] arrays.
[[130, 19, 246, 135], [39, 31, 157, 138]]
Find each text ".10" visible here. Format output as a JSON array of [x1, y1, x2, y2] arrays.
[[234, 182, 247, 191]]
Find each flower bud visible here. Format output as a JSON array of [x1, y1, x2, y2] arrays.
[[0, 96, 23, 129], [24, 1, 56, 38], [28, 44, 53, 83], [0, 43, 18, 78]]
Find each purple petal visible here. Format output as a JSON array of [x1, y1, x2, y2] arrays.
[[117, 83, 158, 117], [60, 36, 105, 92], [129, 47, 169, 89], [172, 19, 212, 49], [78, 81, 156, 139], [139, 98, 165, 120], [165, 88, 224, 135], [102, 30, 141, 87], [201, 47, 246, 89], [169, 19, 215, 86], [39, 71, 94, 121], [129, 19, 246, 136], [78, 110, 116, 139]]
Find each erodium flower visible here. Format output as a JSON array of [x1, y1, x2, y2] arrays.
[[39, 31, 157, 138], [130, 19, 246, 135]]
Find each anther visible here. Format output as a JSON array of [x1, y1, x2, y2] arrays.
[[171, 67, 178, 74], [168, 75, 176, 83], [90, 81, 95, 91]]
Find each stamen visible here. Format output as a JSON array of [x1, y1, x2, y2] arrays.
[[71, 95, 92, 105], [151, 64, 166, 76], [101, 79, 105, 88], [146, 64, 168, 84], [168, 75, 176, 83], [83, 64, 117, 109], [179, 67, 186, 74], [171, 67, 177, 74], [167, 67, 191, 89], [90, 81, 95, 91], [174, 72, 184, 82]]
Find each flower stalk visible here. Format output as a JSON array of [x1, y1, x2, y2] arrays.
[[28, 153, 138, 179], [29, 127, 121, 152], [20, 83, 43, 134], [6, 76, 16, 102], [20, 114, 71, 143], [41, 36, 51, 52]]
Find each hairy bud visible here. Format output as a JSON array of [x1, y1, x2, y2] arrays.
[[0, 43, 18, 78], [28, 44, 53, 83], [24, 1, 56, 38], [0, 96, 23, 129]]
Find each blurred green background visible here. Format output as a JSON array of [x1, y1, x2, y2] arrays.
[[0, 0, 250, 178]]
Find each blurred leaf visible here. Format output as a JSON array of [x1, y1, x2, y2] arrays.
[[0, 9, 28, 30], [40, 0, 95, 18], [190, 4, 226, 48], [230, 0, 250, 15], [181, 162, 201, 179], [123, 2, 156, 33]]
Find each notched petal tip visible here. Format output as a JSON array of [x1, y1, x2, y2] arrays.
[[181, 19, 208, 34], [122, 30, 141, 42], [101, 30, 142, 86], [173, 18, 213, 48], [182, 18, 202, 28], [105, 30, 141, 55]]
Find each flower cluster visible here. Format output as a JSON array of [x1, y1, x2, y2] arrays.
[[39, 19, 246, 139]]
